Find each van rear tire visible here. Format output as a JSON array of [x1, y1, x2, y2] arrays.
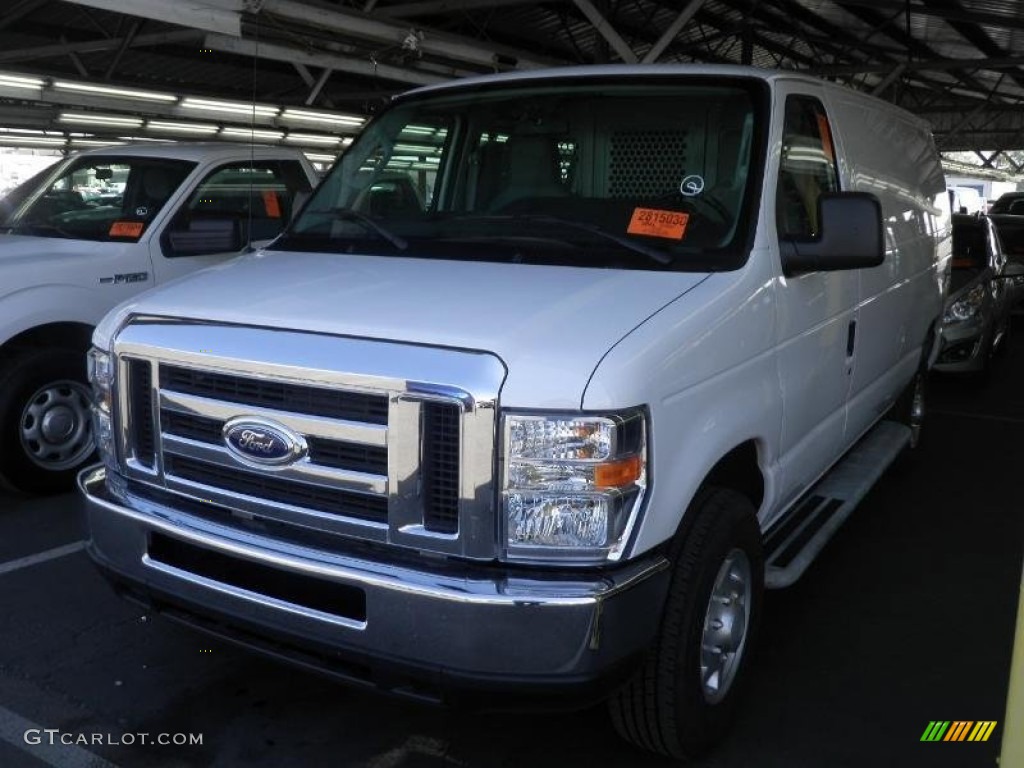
[[608, 488, 763, 759]]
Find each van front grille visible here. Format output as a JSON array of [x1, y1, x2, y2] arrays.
[[159, 365, 389, 424], [112, 323, 500, 560], [164, 454, 389, 523], [127, 359, 155, 468]]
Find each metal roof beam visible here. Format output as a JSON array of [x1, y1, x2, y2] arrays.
[[0, 29, 203, 63], [571, 0, 638, 63], [104, 18, 140, 80], [642, 0, 705, 64], [260, 0, 560, 70], [382, 0, 540, 18], [60, 0, 243, 37], [203, 32, 453, 86], [0, 0, 48, 32], [813, 55, 1024, 76], [829, 0, 1024, 32]]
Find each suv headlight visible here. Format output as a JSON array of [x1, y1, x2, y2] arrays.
[[501, 409, 647, 564], [87, 346, 116, 469], [944, 284, 986, 323]]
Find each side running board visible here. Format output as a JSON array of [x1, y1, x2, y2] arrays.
[[764, 420, 911, 588]]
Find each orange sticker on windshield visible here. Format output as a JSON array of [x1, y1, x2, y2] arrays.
[[627, 208, 689, 240], [109, 221, 144, 238], [262, 190, 281, 218]]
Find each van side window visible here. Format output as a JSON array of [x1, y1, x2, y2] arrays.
[[776, 96, 840, 239], [162, 161, 312, 258]]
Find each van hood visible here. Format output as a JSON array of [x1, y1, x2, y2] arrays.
[[98, 250, 710, 408]]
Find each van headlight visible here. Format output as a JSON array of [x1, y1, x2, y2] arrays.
[[87, 347, 116, 470], [501, 409, 647, 564], [944, 284, 986, 323]]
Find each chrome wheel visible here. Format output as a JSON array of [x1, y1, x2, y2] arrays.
[[19, 379, 94, 471], [700, 547, 752, 704]]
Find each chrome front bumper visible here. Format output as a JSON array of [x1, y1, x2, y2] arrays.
[[80, 467, 670, 700]]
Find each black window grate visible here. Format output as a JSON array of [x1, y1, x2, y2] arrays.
[[159, 365, 388, 424], [128, 359, 155, 468], [422, 402, 460, 534], [164, 454, 388, 523]]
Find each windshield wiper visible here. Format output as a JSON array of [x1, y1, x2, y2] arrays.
[[314, 208, 407, 250], [451, 214, 672, 265]]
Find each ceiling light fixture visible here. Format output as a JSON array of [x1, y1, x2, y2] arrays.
[[182, 97, 279, 117], [146, 119, 219, 134], [280, 108, 364, 127], [58, 112, 143, 128], [0, 73, 44, 89], [0, 135, 65, 145], [53, 80, 177, 102], [69, 138, 125, 147], [284, 132, 339, 145], [219, 127, 284, 141]]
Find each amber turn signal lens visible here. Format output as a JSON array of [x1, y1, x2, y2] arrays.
[[594, 455, 642, 488]]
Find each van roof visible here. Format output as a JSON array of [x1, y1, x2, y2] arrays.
[[67, 142, 309, 163], [406, 63, 852, 94], [401, 63, 928, 127]]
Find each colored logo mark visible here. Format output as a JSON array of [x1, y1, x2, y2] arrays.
[[920, 721, 997, 742]]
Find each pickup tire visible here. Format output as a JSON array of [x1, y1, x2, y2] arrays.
[[609, 488, 764, 759], [0, 348, 95, 494]]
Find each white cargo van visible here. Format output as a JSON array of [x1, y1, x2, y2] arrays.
[[0, 143, 318, 492], [80, 65, 950, 759]]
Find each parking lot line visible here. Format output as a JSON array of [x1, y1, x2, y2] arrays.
[[0, 542, 86, 577], [0, 703, 120, 768]]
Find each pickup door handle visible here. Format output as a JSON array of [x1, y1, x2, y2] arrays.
[[846, 320, 857, 357]]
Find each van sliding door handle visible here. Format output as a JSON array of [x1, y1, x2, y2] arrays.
[[846, 320, 856, 357]]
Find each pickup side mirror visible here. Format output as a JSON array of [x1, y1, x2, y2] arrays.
[[780, 192, 884, 277]]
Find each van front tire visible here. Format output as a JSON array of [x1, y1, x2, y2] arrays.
[[0, 349, 95, 495], [609, 488, 763, 760]]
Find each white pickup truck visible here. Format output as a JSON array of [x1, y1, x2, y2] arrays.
[[0, 143, 318, 492], [80, 65, 950, 759]]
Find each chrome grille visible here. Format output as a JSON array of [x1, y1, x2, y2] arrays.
[[126, 358, 155, 468], [160, 364, 388, 424], [113, 321, 503, 560]]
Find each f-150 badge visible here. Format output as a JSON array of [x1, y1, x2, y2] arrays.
[[99, 272, 149, 285]]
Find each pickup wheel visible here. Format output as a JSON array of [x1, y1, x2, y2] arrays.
[[0, 349, 95, 494], [609, 488, 763, 759]]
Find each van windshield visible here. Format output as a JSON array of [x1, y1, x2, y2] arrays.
[[281, 78, 766, 271]]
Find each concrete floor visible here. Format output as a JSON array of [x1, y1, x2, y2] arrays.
[[0, 348, 1021, 767]]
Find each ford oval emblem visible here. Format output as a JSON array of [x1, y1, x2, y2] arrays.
[[222, 417, 306, 467]]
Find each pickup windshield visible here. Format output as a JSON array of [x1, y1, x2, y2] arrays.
[[280, 77, 766, 271], [1, 156, 195, 242]]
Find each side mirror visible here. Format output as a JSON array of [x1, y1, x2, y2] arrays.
[[780, 192, 884, 277]]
